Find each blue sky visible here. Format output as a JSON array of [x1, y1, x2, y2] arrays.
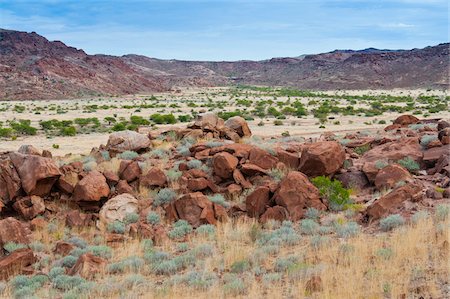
[[0, 0, 448, 60]]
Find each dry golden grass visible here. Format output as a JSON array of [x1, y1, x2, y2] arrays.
[[4, 212, 447, 299]]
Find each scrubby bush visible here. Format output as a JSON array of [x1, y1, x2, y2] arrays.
[[420, 135, 438, 147], [146, 211, 161, 225], [153, 188, 177, 206], [86, 245, 112, 259], [299, 219, 320, 235], [117, 150, 139, 160], [187, 159, 202, 169], [196, 224, 216, 237], [311, 176, 352, 211], [223, 275, 247, 296], [207, 194, 229, 208], [436, 204, 449, 221], [397, 157, 420, 172], [380, 214, 405, 231], [60, 126, 77, 136], [52, 275, 86, 291], [335, 221, 360, 238], [9, 120, 37, 135], [107, 256, 144, 274], [123, 212, 139, 224], [61, 255, 78, 268], [150, 113, 177, 124], [168, 220, 193, 239], [107, 220, 126, 234], [230, 260, 250, 273], [305, 207, 320, 220], [3, 242, 27, 253]]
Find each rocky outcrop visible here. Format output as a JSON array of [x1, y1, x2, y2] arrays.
[[374, 164, 412, 190], [99, 193, 138, 229], [213, 152, 239, 179], [393, 115, 419, 126], [0, 248, 36, 279]]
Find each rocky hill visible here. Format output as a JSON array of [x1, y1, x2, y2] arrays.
[[1, 29, 448, 100]]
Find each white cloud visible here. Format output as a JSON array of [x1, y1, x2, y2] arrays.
[[379, 22, 416, 28]]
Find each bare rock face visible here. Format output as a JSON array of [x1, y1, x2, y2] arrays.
[[393, 115, 419, 126], [0, 217, 30, 248], [224, 116, 252, 138], [0, 155, 22, 204], [13, 195, 46, 220], [140, 168, 167, 187], [68, 253, 107, 279], [213, 152, 239, 179], [119, 160, 141, 182], [276, 149, 300, 169], [192, 112, 222, 130], [9, 152, 61, 197], [248, 147, 279, 170], [274, 171, 325, 221], [166, 192, 227, 227], [0, 248, 36, 279], [366, 183, 422, 220], [246, 186, 270, 218], [99, 193, 138, 229], [106, 130, 151, 154], [374, 164, 412, 190], [73, 171, 110, 202], [298, 141, 345, 177], [438, 128, 450, 145], [65, 210, 95, 227]]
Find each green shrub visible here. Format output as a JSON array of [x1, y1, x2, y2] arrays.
[[187, 159, 202, 169], [311, 176, 352, 211], [107, 220, 126, 234], [123, 212, 139, 224], [380, 214, 405, 231], [150, 113, 177, 124], [168, 220, 193, 239], [146, 212, 161, 225], [299, 219, 319, 235], [117, 150, 139, 160], [130, 115, 150, 126], [52, 275, 86, 291], [60, 126, 77, 136], [207, 194, 229, 208], [153, 188, 177, 206], [3, 242, 27, 253], [335, 221, 360, 238], [230, 260, 250, 273], [436, 204, 449, 221], [273, 120, 283, 126], [305, 207, 320, 220], [9, 120, 37, 135], [112, 122, 127, 131], [397, 157, 420, 172]]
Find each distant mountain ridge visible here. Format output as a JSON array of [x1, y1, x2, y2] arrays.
[[0, 29, 448, 100]]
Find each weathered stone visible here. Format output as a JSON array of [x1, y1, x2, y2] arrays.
[[9, 152, 61, 196], [13, 195, 45, 220], [246, 186, 270, 218], [335, 171, 369, 190], [0, 217, 30, 249], [99, 193, 138, 229], [0, 155, 22, 204], [224, 116, 252, 138], [276, 149, 300, 169], [274, 171, 325, 221], [65, 210, 95, 227], [116, 180, 133, 194], [0, 248, 36, 279], [140, 168, 167, 187], [119, 160, 141, 182], [18, 145, 41, 156], [374, 164, 412, 190], [53, 241, 75, 256], [233, 169, 252, 188], [213, 152, 238, 179], [248, 147, 279, 170], [366, 184, 423, 220], [73, 171, 110, 202], [68, 253, 107, 279], [393, 115, 419, 126], [260, 206, 289, 223], [299, 141, 345, 177], [106, 130, 151, 154]]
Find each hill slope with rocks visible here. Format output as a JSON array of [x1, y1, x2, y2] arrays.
[[1, 29, 449, 100]]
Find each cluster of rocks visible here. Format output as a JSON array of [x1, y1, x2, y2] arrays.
[[0, 113, 449, 279]]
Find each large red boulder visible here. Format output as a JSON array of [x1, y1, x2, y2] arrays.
[[224, 116, 252, 138], [213, 152, 239, 179], [9, 152, 61, 196], [366, 183, 422, 220], [119, 160, 141, 182], [393, 115, 419, 126], [0, 155, 22, 204], [246, 186, 270, 218], [73, 171, 110, 202], [68, 253, 107, 279], [260, 206, 289, 223], [166, 192, 227, 227], [106, 130, 151, 154], [12, 196, 46, 220], [298, 141, 345, 177], [248, 147, 279, 170], [273, 171, 325, 221], [140, 168, 167, 187], [0, 248, 36, 279], [0, 217, 30, 248], [374, 164, 411, 190]]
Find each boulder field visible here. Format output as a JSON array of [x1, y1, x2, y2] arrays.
[[0, 113, 449, 278]]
